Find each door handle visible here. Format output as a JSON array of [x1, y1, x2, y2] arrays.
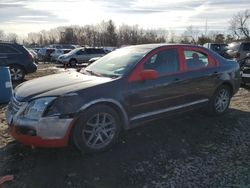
[[174, 78, 180, 82], [207, 71, 219, 76]]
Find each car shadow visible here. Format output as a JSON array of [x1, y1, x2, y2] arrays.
[[1, 108, 250, 187]]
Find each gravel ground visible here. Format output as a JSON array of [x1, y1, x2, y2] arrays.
[[0, 64, 250, 188]]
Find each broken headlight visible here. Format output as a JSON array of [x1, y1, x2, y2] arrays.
[[23, 97, 56, 120]]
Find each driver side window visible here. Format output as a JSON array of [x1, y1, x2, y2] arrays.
[[144, 48, 179, 75]]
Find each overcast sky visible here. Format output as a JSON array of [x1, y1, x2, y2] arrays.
[[0, 0, 249, 37]]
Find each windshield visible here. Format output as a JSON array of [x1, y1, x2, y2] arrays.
[[84, 47, 149, 78]]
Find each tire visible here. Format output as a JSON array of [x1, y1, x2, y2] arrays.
[[73, 105, 121, 153], [208, 85, 232, 115], [69, 59, 77, 67], [9, 65, 25, 81]]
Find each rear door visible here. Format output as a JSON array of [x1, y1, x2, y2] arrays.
[[0, 44, 21, 66], [75, 49, 87, 63], [180, 46, 219, 100], [88, 49, 105, 60]]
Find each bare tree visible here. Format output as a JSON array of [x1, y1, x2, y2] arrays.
[[229, 9, 250, 40], [24, 20, 167, 47], [181, 25, 200, 44], [0, 30, 5, 41], [197, 35, 212, 45], [169, 30, 177, 43], [6, 33, 18, 43]]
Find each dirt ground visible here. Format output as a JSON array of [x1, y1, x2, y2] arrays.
[[0, 64, 250, 188]]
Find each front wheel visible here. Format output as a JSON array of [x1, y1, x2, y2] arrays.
[[208, 85, 232, 115], [73, 105, 121, 153], [69, 59, 77, 67]]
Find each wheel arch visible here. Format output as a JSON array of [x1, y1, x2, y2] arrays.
[[219, 81, 234, 96], [9, 64, 26, 73], [67, 99, 129, 146], [78, 99, 129, 129]]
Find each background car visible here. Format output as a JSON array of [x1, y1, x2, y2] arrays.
[[203, 43, 230, 58], [226, 41, 250, 61], [50, 49, 71, 61], [57, 47, 106, 67], [238, 53, 250, 85], [6, 44, 241, 153], [0, 42, 37, 81], [37, 48, 56, 62]]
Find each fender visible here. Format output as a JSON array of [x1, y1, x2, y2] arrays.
[[78, 98, 129, 129]]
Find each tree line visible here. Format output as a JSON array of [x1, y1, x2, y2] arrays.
[[0, 9, 249, 47]]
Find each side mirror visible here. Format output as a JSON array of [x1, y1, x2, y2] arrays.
[[140, 70, 158, 81], [246, 53, 250, 57]]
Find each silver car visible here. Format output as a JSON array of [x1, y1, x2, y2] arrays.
[[57, 47, 106, 67], [226, 41, 250, 61]]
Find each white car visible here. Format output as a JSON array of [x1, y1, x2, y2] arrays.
[[57, 47, 106, 67], [51, 49, 71, 61]]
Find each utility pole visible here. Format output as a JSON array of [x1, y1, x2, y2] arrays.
[[205, 19, 208, 36]]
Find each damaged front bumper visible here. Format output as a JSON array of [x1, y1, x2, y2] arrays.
[[6, 100, 74, 148]]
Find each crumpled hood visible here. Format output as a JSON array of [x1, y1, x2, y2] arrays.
[[15, 71, 112, 101]]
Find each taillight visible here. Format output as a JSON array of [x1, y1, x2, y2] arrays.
[[28, 52, 33, 61]]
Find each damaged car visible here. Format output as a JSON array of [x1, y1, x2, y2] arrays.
[[6, 44, 241, 153]]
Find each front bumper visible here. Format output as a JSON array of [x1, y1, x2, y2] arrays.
[[6, 102, 74, 148], [241, 67, 250, 84], [10, 127, 69, 147]]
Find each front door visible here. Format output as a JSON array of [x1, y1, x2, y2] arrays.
[[124, 47, 194, 121]]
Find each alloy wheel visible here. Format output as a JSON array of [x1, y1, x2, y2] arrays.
[[214, 88, 230, 113], [82, 112, 116, 149], [10, 66, 24, 81]]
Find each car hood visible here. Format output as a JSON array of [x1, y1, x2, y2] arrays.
[[15, 70, 113, 101]]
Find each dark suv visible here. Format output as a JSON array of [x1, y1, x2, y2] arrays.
[[0, 42, 37, 81], [203, 43, 230, 58]]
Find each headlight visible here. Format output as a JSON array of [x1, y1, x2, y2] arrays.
[[23, 97, 56, 120]]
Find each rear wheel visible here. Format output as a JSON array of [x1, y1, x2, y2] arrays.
[[9, 65, 25, 81], [208, 85, 231, 115], [73, 105, 121, 153]]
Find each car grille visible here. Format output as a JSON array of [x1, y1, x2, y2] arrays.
[[243, 68, 250, 74], [8, 96, 24, 114]]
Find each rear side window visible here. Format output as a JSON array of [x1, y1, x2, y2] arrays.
[[85, 48, 105, 54], [0, 45, 19, 54], [184, 50, 209, 69], [144, 48, 179, 75], [242, 43, 250, 51]]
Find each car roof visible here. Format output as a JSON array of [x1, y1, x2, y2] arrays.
[[122, 43, 206, 51], [0, 42, 21, 46]]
